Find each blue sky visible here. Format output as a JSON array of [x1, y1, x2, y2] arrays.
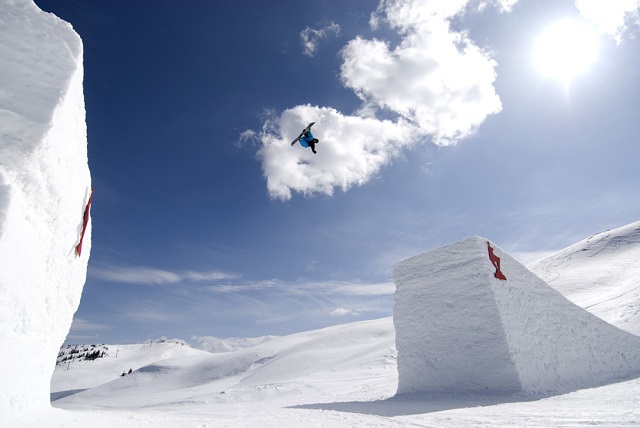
[[34, 0, 640, 346]]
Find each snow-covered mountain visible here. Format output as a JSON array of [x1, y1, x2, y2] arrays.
[[51, 318, 397, 410], [51, 340, 211, 401]]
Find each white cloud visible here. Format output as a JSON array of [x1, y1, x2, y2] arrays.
[[257, 0, 502, 200], [235, 129, 258, 148], [330, 307, 362, 317], [184, 271, 239, 281], [575, 0, 640, 42], [258, 104, 414, 200], [328, 281, 395, 296], [344, 0, 502, 144], [473, 0, 518, 13], [200, 278, 395, 297], [300, 22, 341, 57], [90, 266, 181, 285], [192, 335, 277, 353], [198, 279, 280, 293], [89, 265, 239, 285], [68, 317, 111, 332]]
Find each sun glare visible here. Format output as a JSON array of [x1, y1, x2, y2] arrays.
[[533, 20, 599, 84]]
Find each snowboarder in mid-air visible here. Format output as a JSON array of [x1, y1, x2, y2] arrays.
[[291, 122, 319, 154]]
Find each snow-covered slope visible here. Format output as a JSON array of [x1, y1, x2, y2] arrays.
[[393, 236, 640, 395], [529, 220, 640, 335], [51, 341, 212, 400], [52, 318, 396, 409], [48, 315, 640, 427], [0, 0, 91, 419]]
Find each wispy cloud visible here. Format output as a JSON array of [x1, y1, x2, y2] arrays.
[[65, 318, 112, 343], [235, 129, 258, 148], [300, 22, 341, 57], [184, 271, 239, 281], [73, 275, 394, 341], [69, 317, 111, 332], [197, 278, 281, 293], [327, 281, 395, 296], [257, 0, 502, 200], [125, 308, 176, 322], [89, 265, 239, 285], [199, 279, 394, 297]]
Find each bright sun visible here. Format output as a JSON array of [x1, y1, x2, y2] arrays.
[[533, 20, 599, 84]]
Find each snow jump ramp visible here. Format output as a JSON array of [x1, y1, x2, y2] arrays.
[[393, 236, 640, 395]]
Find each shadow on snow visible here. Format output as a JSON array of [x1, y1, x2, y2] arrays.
[[292, 372, 640, 417]]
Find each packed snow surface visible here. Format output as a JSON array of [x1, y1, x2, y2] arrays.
[[0, 0, 91, 419], [394, 236, 640, 395], [530, 220, 640, 335]]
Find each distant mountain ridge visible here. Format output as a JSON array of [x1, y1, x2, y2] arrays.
[[57, 344, 109, 366]]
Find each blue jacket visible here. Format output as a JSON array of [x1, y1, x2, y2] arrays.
[[299, 131, 314, 148]]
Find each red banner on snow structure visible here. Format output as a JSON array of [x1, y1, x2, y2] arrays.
[[487, 242, 507, 281], [76, 187, 93, 257]]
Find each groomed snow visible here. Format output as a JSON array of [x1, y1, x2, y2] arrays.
[[51, 318, 397, 410], [44, 316, 640, 428], [530, 220, 640, 335]]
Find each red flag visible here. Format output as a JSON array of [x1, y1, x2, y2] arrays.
[[487, 242, 507, 281], [76, 187, 94, 257]]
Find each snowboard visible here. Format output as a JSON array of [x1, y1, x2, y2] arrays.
[[290, 122, 315, 146]]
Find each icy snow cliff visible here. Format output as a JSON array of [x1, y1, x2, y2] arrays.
[[394, 236, 640, 395], [0, 0, 91, 417]]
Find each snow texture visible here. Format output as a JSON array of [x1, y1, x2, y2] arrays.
[[394, 236, 640, 395], [0, 0, 91, 418], [530, 220, 640, 335]]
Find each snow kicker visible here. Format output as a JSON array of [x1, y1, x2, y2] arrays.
[[393, 236, 640, 396]]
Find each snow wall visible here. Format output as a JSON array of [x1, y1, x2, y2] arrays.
[[393, 236, 640, 395], [0, 0, 91, 418]]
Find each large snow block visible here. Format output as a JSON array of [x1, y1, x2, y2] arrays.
[[0, 0, 90, 417], [393, 236, 640, 395]]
